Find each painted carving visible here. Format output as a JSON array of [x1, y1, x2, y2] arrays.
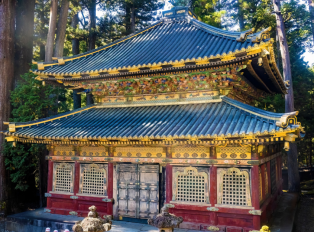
[[72, 205, 112, 232], [76, 66, 249, 97]]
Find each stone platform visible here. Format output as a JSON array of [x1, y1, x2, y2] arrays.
[[4, 208, 202, 232], [3, 193, 299, 232]]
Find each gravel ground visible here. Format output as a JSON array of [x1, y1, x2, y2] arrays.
[[294, 195, 314, 232]]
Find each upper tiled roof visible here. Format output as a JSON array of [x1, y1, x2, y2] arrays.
[[35, 12, 268, 75], [4, 97, 302, 140]]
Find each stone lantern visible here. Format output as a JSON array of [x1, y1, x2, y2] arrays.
[[148, 204, 183, 232], [72, 206, 112, 232]]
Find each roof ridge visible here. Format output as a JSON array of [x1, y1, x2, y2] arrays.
[[13, 105, 96, 127], [189, 17, 244, 39], [222, 96, 298, 122], [38, 20, 164, 66]]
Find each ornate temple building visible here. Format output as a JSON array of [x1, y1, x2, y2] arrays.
[[2, 6, 305, 232]]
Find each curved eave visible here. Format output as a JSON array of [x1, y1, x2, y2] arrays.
[[32, 16, 268, 76], [2, 97, 303, 142]]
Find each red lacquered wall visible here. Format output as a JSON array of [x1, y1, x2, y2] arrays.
[[45, 160, 113, 217]]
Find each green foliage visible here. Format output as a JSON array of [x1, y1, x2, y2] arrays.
[[192, 0, 226, 28], [5, 72, 61, 191], [4, 143, 45, 191], [10, 72, 57, 122]]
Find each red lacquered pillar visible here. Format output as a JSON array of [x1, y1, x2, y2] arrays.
[[251, 165, 261, 230], [261, 164, 266, 200], [107, 146, 114, 215], [73, 161, 80, 212], [210, 165, 217, 225], [267, 161, 271, 195], [47, 160, 53, 208], [166, 164, 173, 203]]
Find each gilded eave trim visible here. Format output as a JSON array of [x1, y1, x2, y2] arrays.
[[33, 41, 271, 77], [13, 105, 96, 129]]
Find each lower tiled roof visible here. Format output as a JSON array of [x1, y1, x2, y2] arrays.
[[5, 97, 300, 140]]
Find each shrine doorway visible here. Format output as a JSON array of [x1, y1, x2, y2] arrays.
[[116, 164, 159, 219]]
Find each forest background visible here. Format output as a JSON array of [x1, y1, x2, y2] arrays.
[[0, 0, 314, 213]]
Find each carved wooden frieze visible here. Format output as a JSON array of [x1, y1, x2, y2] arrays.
[[216, 146, 251, 159], [115, 146, 166, 158], [173, 146, 209, 159], [54, 145, 75, 156], [80, 146, 108, 156]]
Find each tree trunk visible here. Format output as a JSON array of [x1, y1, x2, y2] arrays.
[[71, 13, 80, 55], [87, 0, 96, 51], [125, 4, 131, 35], [131, 5, 136, 33], [238, 0, 245, 31], [39, 0, 46, 61], [273, 0, 300, 192], [45, 0, 58, 62], [54, 0, 69, 57], [309, 0, 314, 46], [14, 0, 35, 87], [0, 0, 16, 214], [71, 14, 81, 108]]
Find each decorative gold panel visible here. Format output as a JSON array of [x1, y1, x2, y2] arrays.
[[173, 146, 209, 158], [53, 163, 74, 193], [80, 163, 107, 196], [115, 146, 165, 158], [217, 168, 251, 206], [54, 146, 74, 156], [172, 166, 209, 204], [216, 146, 251, 159], [80, 146, 108, 156]]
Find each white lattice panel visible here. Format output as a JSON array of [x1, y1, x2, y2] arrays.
[[218, 168, 251, 206], [80, 163, 107, 196], [173, 167, 209, 204], [53, 163, 74, 193]]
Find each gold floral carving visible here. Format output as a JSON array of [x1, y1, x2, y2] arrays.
[[54, 146, 75, 156]]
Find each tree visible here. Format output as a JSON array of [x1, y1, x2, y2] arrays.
[[191, 0, 226, 28], [272, 0, 300, 192], [0, 0, 16, 213], [45, 0, 58, 61], [309, 0, 314, 45], [14, 0, 35, 86], [54, 0, 70, 57], [5, 72, 58, 208], [111, 0, 163, 36]]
